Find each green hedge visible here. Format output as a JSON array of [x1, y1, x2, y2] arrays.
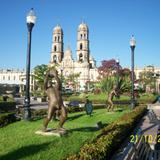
[[66, 105, 147, 160], [64, 93, 157, 105], [0, 112, 17, 127], [31, 109, 48, 118], [137, 94, 157, 104], [0, 101, 16, 112], [66, 97, 156, 105], [0, 96, 14, 102]]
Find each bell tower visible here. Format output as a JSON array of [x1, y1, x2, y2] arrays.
[[50, 25, 64, 64], [76, 22, 89, 63]]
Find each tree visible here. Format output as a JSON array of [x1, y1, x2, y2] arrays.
[[118, 68, 131, 94], [99, 66, 131, 96], [100, 76, 116, 95], [65, 73, 80, 91], [98, 59, 122, 78], [33, 64, 49, 92], [139, 70, 157, 93]]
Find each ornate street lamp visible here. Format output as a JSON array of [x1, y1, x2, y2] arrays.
[[24, 8, 36, 120], [60, 67, 63, 91], [130, 35, 136, 109], [116, 58, 120, 96]]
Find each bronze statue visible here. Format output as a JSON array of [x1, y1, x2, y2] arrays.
[[106, 85, 118, 111], [43, 68, 67, 132]]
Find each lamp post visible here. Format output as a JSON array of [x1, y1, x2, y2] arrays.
[[24, 8, 36, 120], [116, 58, 119, 98], [116, 58, 120, 89], [60, 67, 63, 91], [130, 35, 136, 109]]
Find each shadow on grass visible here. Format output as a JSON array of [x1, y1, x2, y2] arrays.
[[69, 123, 108, 133], [32, 112, 86, 122], [0, 142, 50, 160], [69, 126, 99, 132], [67, 113, 86, 121], [31, 116, 44, 121]]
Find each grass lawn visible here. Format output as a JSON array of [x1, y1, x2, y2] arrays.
[[0, 108, 129, 160]]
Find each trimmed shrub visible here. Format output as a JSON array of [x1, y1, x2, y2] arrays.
[[137, 94, 157, 104], [0, 102, 16, 112], [31, 109, 47, 117], [66, 105, 147, 160], [0, 112, 17, 127]]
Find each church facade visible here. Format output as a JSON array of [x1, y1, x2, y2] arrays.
[[49, 23, 99, 91]]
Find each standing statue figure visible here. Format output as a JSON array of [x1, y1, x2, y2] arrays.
[[43, 68, 67, 132], [106, 85, 118, 111]]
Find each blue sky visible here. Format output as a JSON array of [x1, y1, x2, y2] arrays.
[[0, 0, 160, 69]]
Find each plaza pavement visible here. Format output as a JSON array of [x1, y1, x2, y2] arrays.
[[14, 97, 48, 110]]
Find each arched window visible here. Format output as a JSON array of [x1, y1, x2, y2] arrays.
[[3, 76, 5, 80], [58, 36, 60, 42], [79, 53, 83, 62], [80, 34, 83, 39], [13, 76, 16, 80], [53, 55, 57, 63], [80, 43, 83, 50], [8, 76, 10, 80], [54, 45, 57, 52], [84, 34, 86, 39], [55, 36, 57, 42]]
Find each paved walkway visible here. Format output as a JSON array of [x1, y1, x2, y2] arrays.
[[112, 102, 160, 160], [141, 102, 160, 149], [14, 97, 48, 110]]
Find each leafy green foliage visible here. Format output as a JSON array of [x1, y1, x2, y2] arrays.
[[99, 65, 131, 97], [118, 74, 131, 94], [0, 112, 17, 127], [64, 73, 80, 91], [33, 64, 49, 92], [139, 70, 157, 92], [100, 76, 116, 94], [0, 101, 16, 112], [138, 93, 157, 104]]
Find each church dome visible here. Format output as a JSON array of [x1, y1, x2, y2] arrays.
[[78, 22, 88, 31], [53, 25, 63, 33]]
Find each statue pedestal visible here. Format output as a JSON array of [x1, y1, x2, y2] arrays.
[[35, 128, 67, 137]]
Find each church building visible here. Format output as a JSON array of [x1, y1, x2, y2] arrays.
[[49, 22, 99, 91]]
